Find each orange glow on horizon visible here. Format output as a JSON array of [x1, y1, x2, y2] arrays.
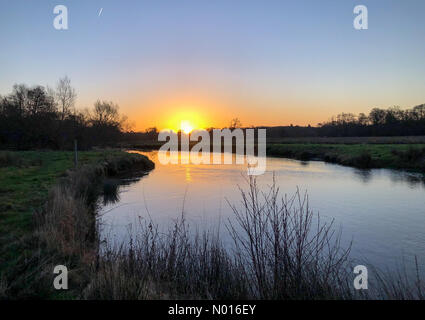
[[180, 120, 194, 134], [113, 91, 374, 132], [160, 108, 208, 132]]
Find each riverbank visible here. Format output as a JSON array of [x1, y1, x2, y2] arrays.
[[0, 150, 154, 299], [267, 143, 425, 172], [2, 149, 424, 299], [120, 138, 425, 173]]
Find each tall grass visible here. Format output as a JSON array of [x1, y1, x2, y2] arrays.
[[84, 215, 247, 299], [368, 258, 425, 300], [226, 176, 353, 299], [0, 151, 42, 167], [83, 176, 355, 299]]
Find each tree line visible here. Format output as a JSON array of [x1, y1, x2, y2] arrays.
[[2, 78, 425, 149], [317, 105, 425, 137], [263, 105, 425, 139], [0, 77, 129, 150]]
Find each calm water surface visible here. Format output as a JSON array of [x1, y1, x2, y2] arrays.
[[100, 151, 425, 277]]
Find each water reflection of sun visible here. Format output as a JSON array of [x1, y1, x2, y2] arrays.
[[185, 166, 192, 182]]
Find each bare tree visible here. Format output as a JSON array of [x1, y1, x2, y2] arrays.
[[229, 117, 242, 129], [27, 86, 56, 115], [91, 100, 120, 127], [120, 114, 135, 132], [56, 76, 76, 120]]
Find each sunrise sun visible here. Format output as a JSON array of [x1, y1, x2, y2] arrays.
[[180, 120, 194, 134]]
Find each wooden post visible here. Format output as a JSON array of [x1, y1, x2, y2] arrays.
[[74, 139, 78, 168]]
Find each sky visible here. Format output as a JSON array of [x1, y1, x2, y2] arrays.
[[1, 0, 425, 131]]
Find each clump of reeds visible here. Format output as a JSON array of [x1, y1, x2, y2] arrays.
[[35, 183, 96, 257], [226, 176, 353, 299], [0, 276, 8, 299], [33, 153, 155, 267], [102, 179, 120, 205], [104, 153, 155, 176], [352, 152, 373, 168], [367, 257, 425, 300]]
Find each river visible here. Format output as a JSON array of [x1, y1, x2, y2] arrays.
[[100, 150, 425, 279]]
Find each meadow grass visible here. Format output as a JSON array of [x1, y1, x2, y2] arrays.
[[0, 150, 154, 298], [0, 150, 124, 252], [266, 136, 425, 144], [267, 143, 425, 171]]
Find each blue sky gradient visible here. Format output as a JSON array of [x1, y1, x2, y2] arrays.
[[1, 0, 425, 129]]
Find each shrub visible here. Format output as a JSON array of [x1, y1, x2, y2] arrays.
[[353, 152, 372, 168]]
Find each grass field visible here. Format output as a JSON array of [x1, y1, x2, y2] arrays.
[[267, 135, 425, 144], [0, 150, 124, 239], [121, 135, 425, 172], [0, 150, 154, 298], [267, 143, 425, 171]]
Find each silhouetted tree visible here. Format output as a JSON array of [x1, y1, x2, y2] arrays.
[[317, 104, 425, 137], [369, 108, 387, 125], [91, 100, 120, 127], [229, 118, 242, 129], [55, 76, 76, 121], [0, 81, 132, 149]]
